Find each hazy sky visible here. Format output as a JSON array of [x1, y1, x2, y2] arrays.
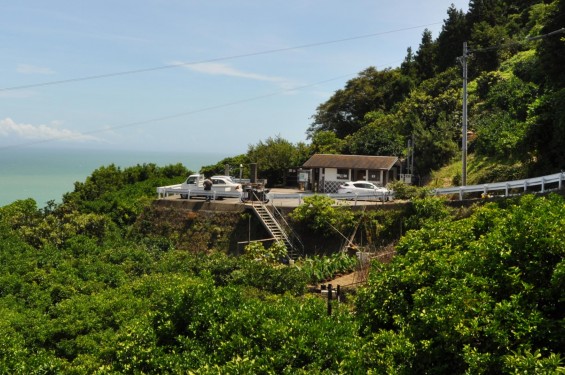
[[1, 0, 469, 155]]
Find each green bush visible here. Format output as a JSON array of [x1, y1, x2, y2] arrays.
[[289, 195, 355, 236], [296, 252, 358, 284], [356, 194, 565, 374]]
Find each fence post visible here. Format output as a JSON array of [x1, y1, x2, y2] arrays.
[[327, 283, 332, 316]]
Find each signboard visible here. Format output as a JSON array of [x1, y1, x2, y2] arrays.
[[298, 172, 309, 182]]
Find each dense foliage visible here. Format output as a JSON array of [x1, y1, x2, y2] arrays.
[[2, 158, 565, 373], [194, 0, 565, 185], [305, 0, 565, 182], [3, 1, 565, 372], [356, 194, 565, 373]]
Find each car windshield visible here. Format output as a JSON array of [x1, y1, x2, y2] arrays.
[[186, 176, 199, 184]]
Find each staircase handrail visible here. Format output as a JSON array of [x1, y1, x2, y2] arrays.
[[270, 204, 305, 254]]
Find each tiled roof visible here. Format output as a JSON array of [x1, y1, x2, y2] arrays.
[[302, 154, 400, 170]]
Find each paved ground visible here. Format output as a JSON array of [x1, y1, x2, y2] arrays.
[[160, 188, 394, 208]]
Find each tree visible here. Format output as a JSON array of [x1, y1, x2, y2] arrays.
[[343, 113, 405, 156], [247, 135, 301, 186], [392, 68, 462, 174], [537, 0, 565, 89], [356, 194, 565, 374], [289, 195, 354, 236], [309, 130, 344, 154], [467, 0, 506, 27], [469, 21, 509, 75], [308, 67, 414, 138], [436, 5, 469, 72], [414, 29, 437, 81], [524, 89, 565, 174], [200, 154, 250, 177], [400, 47, 418, 81], [411, 113, 459, 175]]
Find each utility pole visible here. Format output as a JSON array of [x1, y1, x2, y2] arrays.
[[410, 133, 415, 178], [459, 42, 469, 186], [455, 29, 565, 187]]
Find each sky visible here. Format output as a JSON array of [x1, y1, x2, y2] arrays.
[[1, 0, 469, 156]]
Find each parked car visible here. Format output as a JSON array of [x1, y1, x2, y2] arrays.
[[210, 176, 242, 191], [179, 174, 241, 199], [337, 181, 393, 201]]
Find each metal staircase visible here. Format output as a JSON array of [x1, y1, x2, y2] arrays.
[[249, 200, 302, 259]]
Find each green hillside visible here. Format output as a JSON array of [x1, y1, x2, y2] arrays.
[[205, 0, 565, 187], [307, 0, 565, 184], [1, 162, 564, 373], [2, 1, 565, 373]]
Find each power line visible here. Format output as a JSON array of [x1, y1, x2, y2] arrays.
[[468, 27, 565, 54], [458, 27, 565, 187], [0, 22, 441, 92], [0, 73, 360, 151]]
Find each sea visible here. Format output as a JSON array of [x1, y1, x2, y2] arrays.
[[0, 148, 228, 207]]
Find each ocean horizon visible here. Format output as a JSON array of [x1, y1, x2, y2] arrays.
[[0, 148, 228, 207]]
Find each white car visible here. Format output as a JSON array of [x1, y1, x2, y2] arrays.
[[337, 181, 393, 201], [209, 175, 242, 191], [180, 174, 241, 199]]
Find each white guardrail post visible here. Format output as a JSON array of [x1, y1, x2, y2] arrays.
[[433, 172, 565, 199]]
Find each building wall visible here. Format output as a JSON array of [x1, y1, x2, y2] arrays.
[[312, 167, 399, 192]]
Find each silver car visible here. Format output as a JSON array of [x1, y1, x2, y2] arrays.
[[337, 181, 392, 201]]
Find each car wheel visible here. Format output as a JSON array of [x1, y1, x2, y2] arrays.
[[180, 194, 187, 199]]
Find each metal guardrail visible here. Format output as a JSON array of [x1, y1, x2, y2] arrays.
[[159, 172, 565, 204], [157, 184, 394, 204], [268, 191, 394, 206], [156, 184, 243, 200], [433, 172, 565, 200]]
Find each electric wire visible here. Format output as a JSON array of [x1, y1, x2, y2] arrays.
[[0, 72, 362, 151], [468, 27, 565, 54], [0, 22, 441, 92]]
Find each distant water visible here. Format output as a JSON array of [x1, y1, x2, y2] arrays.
[[0, 148, 228, 207]]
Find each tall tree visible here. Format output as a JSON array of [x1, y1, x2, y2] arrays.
[[537, 0, 565, 89], [414, 29, 437, 81], [400, 47, 418, 80], [467, 0, 505, 26], [436, 5, 469, 72], [343, 114, 405, 157], [468, 21, 508, 75], [308, 67, 413, 138]]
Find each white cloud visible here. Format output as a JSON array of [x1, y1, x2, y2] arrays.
[[0, 118, 99, 142], [177, 61, 299, 90], [17, 64, 55, 75]]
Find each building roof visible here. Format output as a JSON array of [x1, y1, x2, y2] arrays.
[[302, 154, 400, 170]]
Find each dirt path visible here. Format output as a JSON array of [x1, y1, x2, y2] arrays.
[[319, 270, 367, 288]]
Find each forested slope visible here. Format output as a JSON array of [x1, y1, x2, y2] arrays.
[[307, 0, 565, 184], [2, 0, 565, 373], [1, 161, 564, 373]]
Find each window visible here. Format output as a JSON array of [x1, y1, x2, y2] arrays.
[[336, 169, 349, 180], [368, 170, 381, 182]]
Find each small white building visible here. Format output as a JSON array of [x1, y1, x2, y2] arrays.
[[302, 154, 403, 193]]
